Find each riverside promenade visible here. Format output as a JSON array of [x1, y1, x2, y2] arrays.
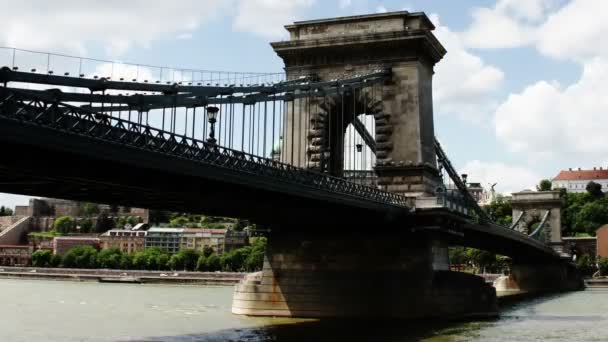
[[0, 266, 245, 285]]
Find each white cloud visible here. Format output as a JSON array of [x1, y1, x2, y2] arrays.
[[463, 7, 535, 49], [232, 0, 315, 39], [0, 0, 321, 56], [461, 160, 542, 195], [461, 0, 559, 49], [431, 15, 505, 123], [376, 5, 388, 13], [536, 0, 608, 62], [495, 57, 608, 161], [462, 0, 608, 61], [0, 1, 228, 56]]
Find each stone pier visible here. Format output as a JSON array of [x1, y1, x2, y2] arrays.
[[232, 232, 497, 319], [494, 260, 584, 295]]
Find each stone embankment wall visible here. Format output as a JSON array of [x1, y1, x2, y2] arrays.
[[0, 267, 246, 285], [0, 216, 32, 245]]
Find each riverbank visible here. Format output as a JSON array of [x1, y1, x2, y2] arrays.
[[0, 266, 245, 285]]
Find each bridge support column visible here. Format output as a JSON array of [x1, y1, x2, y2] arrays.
[[232, 232, 497, 319], [494, 260, 584, 295]]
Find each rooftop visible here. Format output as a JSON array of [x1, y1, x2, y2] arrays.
[[553, 168, 608, 181]]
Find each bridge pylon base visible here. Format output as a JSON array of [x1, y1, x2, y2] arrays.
[[494, 261, 584, 295], [232, 232, 497, 319]]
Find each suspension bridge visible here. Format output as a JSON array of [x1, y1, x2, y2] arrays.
[[0, 11, 582, 319]]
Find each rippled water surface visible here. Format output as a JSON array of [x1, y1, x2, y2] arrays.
[[0, 279, 605, 341]]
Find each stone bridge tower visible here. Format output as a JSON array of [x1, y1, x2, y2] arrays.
[[511, 191, 564, 251], [271, 11, 446, 200]]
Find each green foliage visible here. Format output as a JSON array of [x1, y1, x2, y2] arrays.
[[79, 219, 94, 233], [576, 253, 596, 276], [202, 246, 214, 258], [29, 231, 60, 239], [54, 216, 74, 234], [50, 254, 62, 268], [119, 254, 133, 270], [598, 258, 608, 276], [484, 196, 512, 226], [131, 248, 170, 270], [116, 216, 127, 229], [244, 237, 266, 272], [561, 191, 608, 236], [61, 246, 98, 269], [449, 246, 507, 274], [587, 181, 604, 199], [168, 253, 185, 271], [32, 249, 53, 267], [169, 216, 190, 228], [132, 251, 148, 269], [97, 248, 123, 269], [205, 254, 221, 271], [127, 216, 140, 226], [196, 255, 207, 271], [221, 247, 251, 272], [537, 179, 553, 191], [82, 203, 100, 216], [0, 206, 13, 216]]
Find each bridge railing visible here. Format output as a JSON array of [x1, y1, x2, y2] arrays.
[[0, 86, 409, 209], [0, 46, 286, 86]]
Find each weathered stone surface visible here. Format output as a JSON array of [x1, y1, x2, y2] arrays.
[[232, 232, 497, 319]]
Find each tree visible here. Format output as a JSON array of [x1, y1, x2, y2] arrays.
[[245, 237, 266, 272], [537, 179, 552, 191], [598, 258, 608, 276], [50, 254, 62, 268], [196, 255, 207, 271], [202, 246, 214, 258], [32, 249, 53, 267], [205, 254, 221, 271], [168, 253, 185, 271], [169, 216, 190, 228], [574, 200, 608, 235], [576, 253, 595, 277], [220, 245, 255, 272], [80, 219, 93, 233], [97, 248, 123, 269], [119, 254, 133, 270], [54, 216, 74, 234], [132, 251, 148, 269], [484, 196, 512, 226], [127, 216, 140, 226], [82, 203, 100, 216], [586, 181, 604, 199], [181, 249, 200, 271], [61, 246, 99, 269]]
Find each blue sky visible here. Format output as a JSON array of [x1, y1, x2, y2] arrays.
[[1, 0, 607, 208]]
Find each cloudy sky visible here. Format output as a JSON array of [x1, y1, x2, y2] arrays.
[[0, 0, 606, 208]]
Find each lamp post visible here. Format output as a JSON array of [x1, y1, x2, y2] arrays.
[[206, 106, 219, 145]]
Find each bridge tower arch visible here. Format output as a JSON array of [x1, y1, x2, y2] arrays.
[[272, 11, 446, 200], [511, 191, 563, 250]]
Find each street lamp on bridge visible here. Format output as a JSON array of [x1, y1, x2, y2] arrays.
[[206, 106, 219, 145]]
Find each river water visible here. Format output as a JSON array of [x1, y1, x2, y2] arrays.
[[0, 279, 605, 341]]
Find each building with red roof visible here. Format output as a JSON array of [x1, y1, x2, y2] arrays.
[[552, 167, 608, 193]]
